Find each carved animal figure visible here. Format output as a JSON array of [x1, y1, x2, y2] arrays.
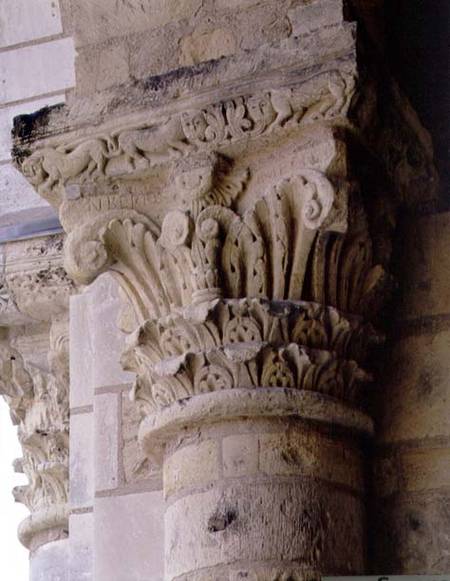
[[269, 72, 352, 128], [117, 117, 191, 168], [23, 139, 110, 194]]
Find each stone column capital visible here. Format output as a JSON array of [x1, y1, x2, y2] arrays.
[[0, 233, 74, 326], [10, 23, 439, 576], [0, 233, 72, 551], [0, 316, 70, 550]]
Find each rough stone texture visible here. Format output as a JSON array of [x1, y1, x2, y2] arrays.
[[166, 478, 364, 579], [70, 0, 203, 47], [163, 419, 366, 580], [164, 439, 220, 498], [75, 41, 130, 95], [288, 0, 343, 36], [396, 212, 450, 320], [372, 211, 450, 573], [179, 28, 237, 66], [377, 329, 450, 443], [374, 492, 450, 574], [222, 434, 259, 478]]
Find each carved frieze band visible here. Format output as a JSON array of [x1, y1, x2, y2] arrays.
[[20, 69, 355, 199]]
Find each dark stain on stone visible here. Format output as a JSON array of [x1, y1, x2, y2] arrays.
[[11, 144, 31, 167], [142, 58, 222, 94], [207, 506, 238, 533], [13, 104, 64, 142]]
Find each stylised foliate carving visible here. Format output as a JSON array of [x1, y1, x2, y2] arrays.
[[20, 70, 355, 199], [121, 299, 375, 416], [62, 162, 382, 416], [0, 343, 34, 423], [126, 337, 369, 416], [1, 234, 74, 323], [65, 168, 349, 319], [122, 299, 375, 368], [0, 320, 69, 547]]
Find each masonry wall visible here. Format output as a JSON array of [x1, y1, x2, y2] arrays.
[[70, 275, 164, 581], [372, 211, 450, 573], [0, 0, 75, 225]]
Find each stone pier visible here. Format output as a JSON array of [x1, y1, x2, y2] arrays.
[[1, 1, 447, 579]]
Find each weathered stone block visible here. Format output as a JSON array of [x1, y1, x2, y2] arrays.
[[259, 430, 363, 491], [179, 28, 237, 66], [75, 41, 130, 95], [71, 0, 203, 46], [288, 0, 344, 36], [374, 492, 450, 574], [128, 25, 180, 80], [378, 328, 450, 443], [402, 447, 450, 493], [164, 439, 219, 498], [222, 434, 258, 478], [165, 481, 364, 579], [212, 0, 261, 9], [398, 212, 450, 319]]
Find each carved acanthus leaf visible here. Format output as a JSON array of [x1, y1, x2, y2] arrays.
[[126, 340, 369, 416], [121, 298, 376, 416], [0, 322, 69, 543], [65, 170, 347, 323]]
